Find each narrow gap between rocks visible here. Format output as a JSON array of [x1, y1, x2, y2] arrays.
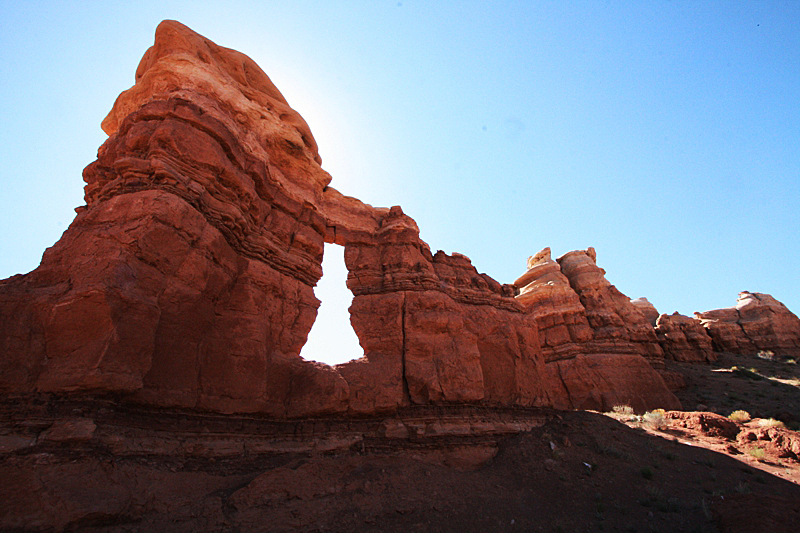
[[300, 243, 363, 365]]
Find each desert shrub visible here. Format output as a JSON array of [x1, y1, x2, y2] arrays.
[[728, 410, 751, 423], [758, 418, 785, 429], [747, 446, 766, 460], [612, 405, 634, 415], [731, 366, 763, 380], [640, 466, 653, 479], [643, 410, 666, 430]]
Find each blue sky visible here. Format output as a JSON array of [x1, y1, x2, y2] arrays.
[[1, 2, 798, 365]]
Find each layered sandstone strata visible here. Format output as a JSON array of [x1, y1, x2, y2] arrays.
[[655, 313, 717, 363], [514, 247, 593, 361], [557, 249, 665, 367], [695, 292, 800, 358], [514, 248, 679, 411], [0, 25, 350, 416], [337, 206, 548, 413], [0, 21, 680, 416]]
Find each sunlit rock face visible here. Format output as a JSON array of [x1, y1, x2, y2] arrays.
[[556, 248, 666, 368], [631, 297, 659, 327], [514, 247, 679, 412], [514, 247, 593, 362], [0, 21, 681, 416], [695, 292, 800, 358]]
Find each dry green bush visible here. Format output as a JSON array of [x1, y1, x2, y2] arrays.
[[643, 410, 666, 430], [757, 350, 775, 361], [728, 410, 751, 423], [758, 418, 785, 429], [747, 446, 766, 460]]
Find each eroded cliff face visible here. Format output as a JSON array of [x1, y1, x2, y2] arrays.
[[0, 20, 681, 416], [655, 313, 717, 363], [339, 218, 548, 412], [631, 297, 660, 327], [513, 247, 680, 411], [695, 292, 800, 358], [0, 26, 350, 416]]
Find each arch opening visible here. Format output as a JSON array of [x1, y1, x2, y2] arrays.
[[300, 243, 363, 365]]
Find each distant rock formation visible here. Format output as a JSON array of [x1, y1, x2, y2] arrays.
[[557, 249, 665, 368], [514, 247, 593, 361], [0, 21, 681, 416], [514, 247, 679, 411], [695, 292, 800, 358], [655, 313, 717, 363]]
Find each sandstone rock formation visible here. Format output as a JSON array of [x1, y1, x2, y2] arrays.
[[655, 312, 717, 363], [338, 218, 548, 413], [514, 247, 680, 411], [556, 248, 665, 368], [631, 297, 659, 326], [695, 292, 800, 358], [514, 247, 593, 361], [0, 20, 680, 417]]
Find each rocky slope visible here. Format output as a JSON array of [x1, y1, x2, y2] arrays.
[[2, 395, 799, 533]]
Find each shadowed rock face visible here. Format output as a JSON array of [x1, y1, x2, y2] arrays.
[[695, 292, 800, 358], [0, 20, 681, 416], [655, 313, 717, 363]]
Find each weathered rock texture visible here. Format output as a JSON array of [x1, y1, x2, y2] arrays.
[[514, 247, 593, 361], [0, 21, 680, 417], [514, 248, 679, 411], [695, 292, 800, 358], [631, 297, 659, 326], [557, 248, 664, 368], [655, 313, 717, 363]]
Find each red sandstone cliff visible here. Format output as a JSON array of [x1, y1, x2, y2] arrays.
[[695, 292, 800, 358], [513, 247, 679, 411], [655, 313, 717, 363], [1, 21, 682, 416]]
